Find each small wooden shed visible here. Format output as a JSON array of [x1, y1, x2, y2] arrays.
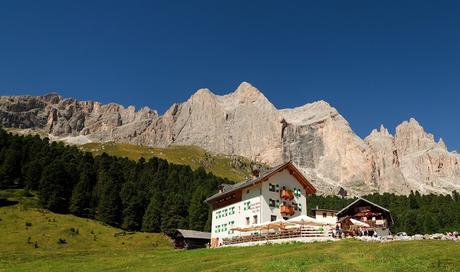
[[173, 229, 211, 249]]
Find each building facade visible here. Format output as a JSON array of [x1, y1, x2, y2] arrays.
[[312, 208, 338, 225], [206, 161, 316, 247], [336, 198, 393, 236]]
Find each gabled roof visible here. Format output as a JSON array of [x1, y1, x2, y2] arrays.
[[205, 161, 316, 203], [336, 198, 394, 224], [176, 229, 211, 240]]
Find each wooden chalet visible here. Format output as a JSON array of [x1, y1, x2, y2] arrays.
[[336, 198, 393, 236]]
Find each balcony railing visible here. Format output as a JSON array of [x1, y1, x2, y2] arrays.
[[280, 189, 294, 200], [280, 205, 295, 216]]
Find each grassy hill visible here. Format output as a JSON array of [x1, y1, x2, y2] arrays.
[[80, 142, 259, 182], [0, 189, 171, 271], [1, 190, 460, 272]]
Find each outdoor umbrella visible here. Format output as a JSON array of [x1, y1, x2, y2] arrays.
[[350, 218, 370, 227], [287, 215, 321, 226]]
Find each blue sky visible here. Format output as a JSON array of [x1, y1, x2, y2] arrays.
[[1, 1, 459, 150]]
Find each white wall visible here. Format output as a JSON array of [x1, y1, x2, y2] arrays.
[[211, 183, 262, 243], [210, 169, 310, 244], [314, 211, 337, 225], [260, 169, 307, 223]]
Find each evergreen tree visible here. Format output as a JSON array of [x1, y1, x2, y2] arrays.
[[188, 187, 210, 231], [142, 192, 163, 232], [39, 160, 72, 213], [96, 169, 123, 226], [70, 167, 96, 217]]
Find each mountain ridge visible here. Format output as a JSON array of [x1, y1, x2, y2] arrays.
[[1, 82, 459, 195]]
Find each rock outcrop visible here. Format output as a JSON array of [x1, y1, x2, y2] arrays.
[[1, 83, 460, 195]]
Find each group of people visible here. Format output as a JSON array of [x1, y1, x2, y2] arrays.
[[333, 224, 379, 238]]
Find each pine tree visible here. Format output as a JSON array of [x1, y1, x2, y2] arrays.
[[188, 187, 210, 231], [142, 192, 163, 232], [70, 167, 96, 217], [96, 169, 123, 226], [0, 145, 22, 188], [39, 160, 72, 213]]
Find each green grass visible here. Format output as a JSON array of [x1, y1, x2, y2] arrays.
[[80, 142, 258, 182], [1, 190, 460, 272]]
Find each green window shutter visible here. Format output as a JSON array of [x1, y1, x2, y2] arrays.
[[276, 200, 280, 208]]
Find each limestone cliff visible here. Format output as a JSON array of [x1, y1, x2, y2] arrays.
[[2, 83, 460, 195]]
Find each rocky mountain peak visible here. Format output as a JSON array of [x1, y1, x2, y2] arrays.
[[234, 81, 261, 96], [2, 84, 460, 196], [368, 124, 392, 139], [190, 88, 215, 100], [41, 92, 63, 103], [438, 138, 447, 150], [280, 100, 338, 125], [395, 118, 437, 155]]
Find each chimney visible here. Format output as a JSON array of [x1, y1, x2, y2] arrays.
[[218, 184, 226, 193], [252, 169, 260, 179]]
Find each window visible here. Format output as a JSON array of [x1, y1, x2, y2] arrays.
[[253, 215, 258, 224], [247, 189, 250, 194], [269, 198, 276, 207], [293, 188, 301, 198], [298, 203, 302, 212], [243, 201, 251, 211], [276, 200, 280, 208], [271, 215, 277, 222], [323, 213, 327, 218], [228, 221, 235, 234], [246, 217, 250, 226], [293, 202, 298, 211], [269, 183, 276, 192]]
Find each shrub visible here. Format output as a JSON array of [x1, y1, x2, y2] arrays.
[[27, 237, 32, 244], [57, 238, 67, 244], [25, 222, 32, 227], [21, 190, 33, 197], [69, 227, 79, 235]]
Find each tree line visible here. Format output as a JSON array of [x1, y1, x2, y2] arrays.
[[307, 191, 460, 235], [1, 128, 459, 235], [0, 128, 224, 236]]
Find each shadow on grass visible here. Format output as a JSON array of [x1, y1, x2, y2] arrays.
[[0, 199, 19, 207]]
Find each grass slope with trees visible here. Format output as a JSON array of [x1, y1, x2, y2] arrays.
[[1, 127, 460, 237], [1, 191, 459, 272], [80, 142, 258, 182], [0, 194, 459, 271]]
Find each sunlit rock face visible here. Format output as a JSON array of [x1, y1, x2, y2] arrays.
[[2, 83, 460, 195]]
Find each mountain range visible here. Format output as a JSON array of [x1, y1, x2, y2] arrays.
[[1, 82, 459, 195]]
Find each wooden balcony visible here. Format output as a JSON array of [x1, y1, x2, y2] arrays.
[[280, 205, 295, 216], [280, 189, 294, 200]]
